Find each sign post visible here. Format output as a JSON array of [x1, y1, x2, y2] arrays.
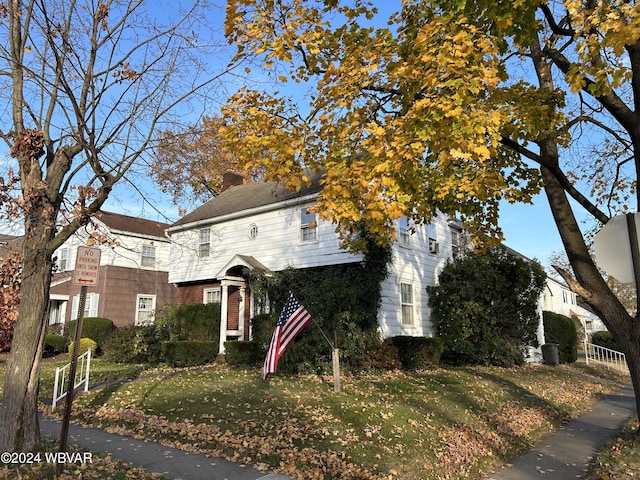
[[57, 246, 101, 475]]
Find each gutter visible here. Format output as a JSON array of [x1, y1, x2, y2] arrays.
[[165, 192, 319, 234]]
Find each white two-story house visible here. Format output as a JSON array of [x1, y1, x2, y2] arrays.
[[541, 276, 606, 335], [166, 171, 466, 353], [49, 211, 176, 329]]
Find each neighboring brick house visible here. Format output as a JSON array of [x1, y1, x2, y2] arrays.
[[49, 211, 176, 330], [167, 171, 466, 354]]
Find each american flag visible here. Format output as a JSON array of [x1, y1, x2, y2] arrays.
[[262, 294, 313, 380]]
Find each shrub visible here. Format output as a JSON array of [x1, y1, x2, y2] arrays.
[[370, 338, 401, 371], [69, 317, 115, 350], [44, 334, 68, 357], [591, 331, 620, 351], [250, 313, 277, 348], [162, 341, 218, 367], [389, 336, 444, 370], [156, 303, 220, 343], [224, 341, 264, 366], [68, 337, 97, 355], [428, 246, 546, 367], [543, 311, 578, 363], [102, 326, 163, 364]]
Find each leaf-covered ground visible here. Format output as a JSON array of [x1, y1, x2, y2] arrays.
[[33, 362, 628, 480]]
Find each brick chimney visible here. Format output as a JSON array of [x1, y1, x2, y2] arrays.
[[222, 171, 244, 192]]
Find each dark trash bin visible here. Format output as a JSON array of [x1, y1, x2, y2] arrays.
[[541, 343, 559, 366]]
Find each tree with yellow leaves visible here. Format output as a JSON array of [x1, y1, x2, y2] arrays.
[[220, 0, 640, 417]]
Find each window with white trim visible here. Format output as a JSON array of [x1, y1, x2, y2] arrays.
[[71, 293, 99, 320], [400, 283, 414, 326], [141, 245, 156, 268], [428, 223, 439, 254], [198, 227, 211, 257], [203, 288, 221, 304], [135, 295, 156, 326], [59, 248, 69, 271], [450, 228, 463, 259], [398, 217, 411, 246], [300, 207, 317, 242]]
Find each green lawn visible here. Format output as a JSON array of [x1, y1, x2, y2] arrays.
[[0, 359, 635, 479], [51, 362, 630, 479]]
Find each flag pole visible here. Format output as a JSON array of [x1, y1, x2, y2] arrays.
[[312, 318, 334, 349], [311, 318, 340, 393]]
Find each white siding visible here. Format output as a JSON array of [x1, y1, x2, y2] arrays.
[[378, 217, 453, 339], [53, 221, 171, 273], [168, 203, 363, 283]]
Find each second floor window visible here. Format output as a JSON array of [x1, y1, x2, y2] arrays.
[[300, 207, 317, 242], [59, 248, 69, 271], [451, 228, 463, 258], [428, 223, 439, 254], [199, 227, 211, 257], [398, 217, 411, 246], [141, 245, 156, 268]]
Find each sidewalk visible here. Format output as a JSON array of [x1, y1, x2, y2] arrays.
[[483, 383, 637, 480], [40, 415, 290, 480]]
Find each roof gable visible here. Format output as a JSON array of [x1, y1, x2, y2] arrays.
[[171, 171, 323, 228], [94, 211, 169, 239]]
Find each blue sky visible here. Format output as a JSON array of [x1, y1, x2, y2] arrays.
[[0, 1, 570, 269]]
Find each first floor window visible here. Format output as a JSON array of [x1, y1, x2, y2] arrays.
[[401, 283, 414, 326], [136, 295, 156, 326], [204, 287, 221, 304], [71, 293, 99, 320]]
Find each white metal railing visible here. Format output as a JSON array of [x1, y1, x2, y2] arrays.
[[585, 342, 628, 372], [52, 348, 92, 411]]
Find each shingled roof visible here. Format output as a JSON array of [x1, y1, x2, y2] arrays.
[[170, 171, 324, 229], [0, 234, 23, 257], [94, 211, 170, 239]]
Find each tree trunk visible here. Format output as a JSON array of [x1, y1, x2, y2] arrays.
[[541, 164, 640, 416], [0, 232, 53, 452]]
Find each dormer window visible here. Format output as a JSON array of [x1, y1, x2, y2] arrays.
[[300, 207, 317, 242]]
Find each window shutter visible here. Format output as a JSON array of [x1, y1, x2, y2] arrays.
[[91, 293, 100, 317], [70, 295, 79, 320]]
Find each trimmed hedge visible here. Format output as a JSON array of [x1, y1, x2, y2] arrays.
[[591, 331, 620, 351], [69, 317, 115, 349], [388, 336, 444, 370], [102, 325, 163, 364], [224, 341, 264, 366], [250, 313, 277, 348], [162, 341, 218, 367], [68, 337, 97, 355], [157, 303, 221, 342], [44, 334, 68, 357], [543, 311, 578, 363]]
